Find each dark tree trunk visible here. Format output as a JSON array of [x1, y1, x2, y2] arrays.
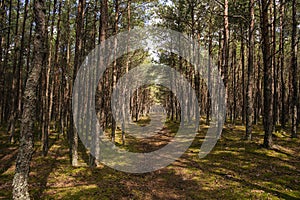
[[279, 0, 286, 129], [206, 18, 212, 125], [290, 0, 298, 138], [272, 0, 279, 127], [260, 0, 273, 148]]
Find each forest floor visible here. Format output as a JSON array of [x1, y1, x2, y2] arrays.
[[0, 120, 300, 200]]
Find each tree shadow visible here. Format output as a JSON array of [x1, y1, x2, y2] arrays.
[[30, 133, 63, 199]]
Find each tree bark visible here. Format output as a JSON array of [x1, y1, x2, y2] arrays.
[[222, 0, 229, 120], [290, 0, 298, 138], [241, 26, 245, 125], [279, 0, 286, 128], [12, 0, 46, 198], [245, 0, 255, 140], [260, 0, 273, 148], [272, 0, 278, 127], [70, 0, 85, 167], [8, 0, 20, 144]]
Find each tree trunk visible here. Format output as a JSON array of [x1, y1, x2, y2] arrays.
[[70, 0, 85, 167], [122, 0, 131, 145], [245, 0, 255, 140], [111, 0, 119, 144], [17, 0, 29, 118], [42, 0, 57, 156], [206, 18, 212, 125], [260, 0, 273, 148], [279, 0, 286, 128], [222, 0, 229, 120], [272, 0, 278, 127], [12, 0, 46, 198], [241, 26, 245, 125], [290, 0, 298, 138], [8, 0, 21, 144]]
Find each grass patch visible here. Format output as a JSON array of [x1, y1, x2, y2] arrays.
[[0, 123, 299, 199]]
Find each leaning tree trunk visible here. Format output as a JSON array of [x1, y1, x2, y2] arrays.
[[12, 0, 46, 199]]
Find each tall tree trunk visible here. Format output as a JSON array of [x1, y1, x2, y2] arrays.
[[42, 0, 57, 156], [272, 0, 278, 127], [3, 0, 13, 132], [70, 0, 85, 167], [111, 0, 119, 144], [17, 0, 29, 118], [88, 0, 98, 168], [0, 0, 4, 125], [122, 0, 131, 145], [279, 0, 286, 128], [245, 0, 255, 140], [240, 26, 246, 125], [12, 0, 46, 198], [232, 39, 237, 124], [222, 0, 229, 120], [8, 0, 20, 144], [290, 0, 298, 138], [206, 22, 212, 125], [49, 0, 62, 136], [260, 0, 273, 148]]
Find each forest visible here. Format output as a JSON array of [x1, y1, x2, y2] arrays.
[[0, 0, 299, 199]]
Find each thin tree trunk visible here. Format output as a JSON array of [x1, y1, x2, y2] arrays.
[[206, 18, 212, 125], [240, 27, 246, 125], [111, 0, 119, 144], [48, 0, 62, 135], [70, 0, 85, 166], [222, 0, 229, 121], [290, 0, 298, 138], [122, 0, 131, 145], [8, 0, 20, 144], [0, 0, 4, 125], [279, 0, 286, 128], [42, 0, 57, 156], [4, 0, 13, 133], [272, 0, 278, 127], [17, 0, 29, 118], [245, 0, 255, 140]]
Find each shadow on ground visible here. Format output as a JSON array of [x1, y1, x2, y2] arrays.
[[0, 122, 299, 199]]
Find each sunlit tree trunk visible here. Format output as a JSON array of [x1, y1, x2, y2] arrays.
[[245, 0, 255, 140], [221, 0, 229, 122]]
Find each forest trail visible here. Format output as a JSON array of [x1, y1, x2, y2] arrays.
[[1, 124, 300, 199]]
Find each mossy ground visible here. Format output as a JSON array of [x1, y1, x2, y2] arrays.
[[0, 120, 299, 199]]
